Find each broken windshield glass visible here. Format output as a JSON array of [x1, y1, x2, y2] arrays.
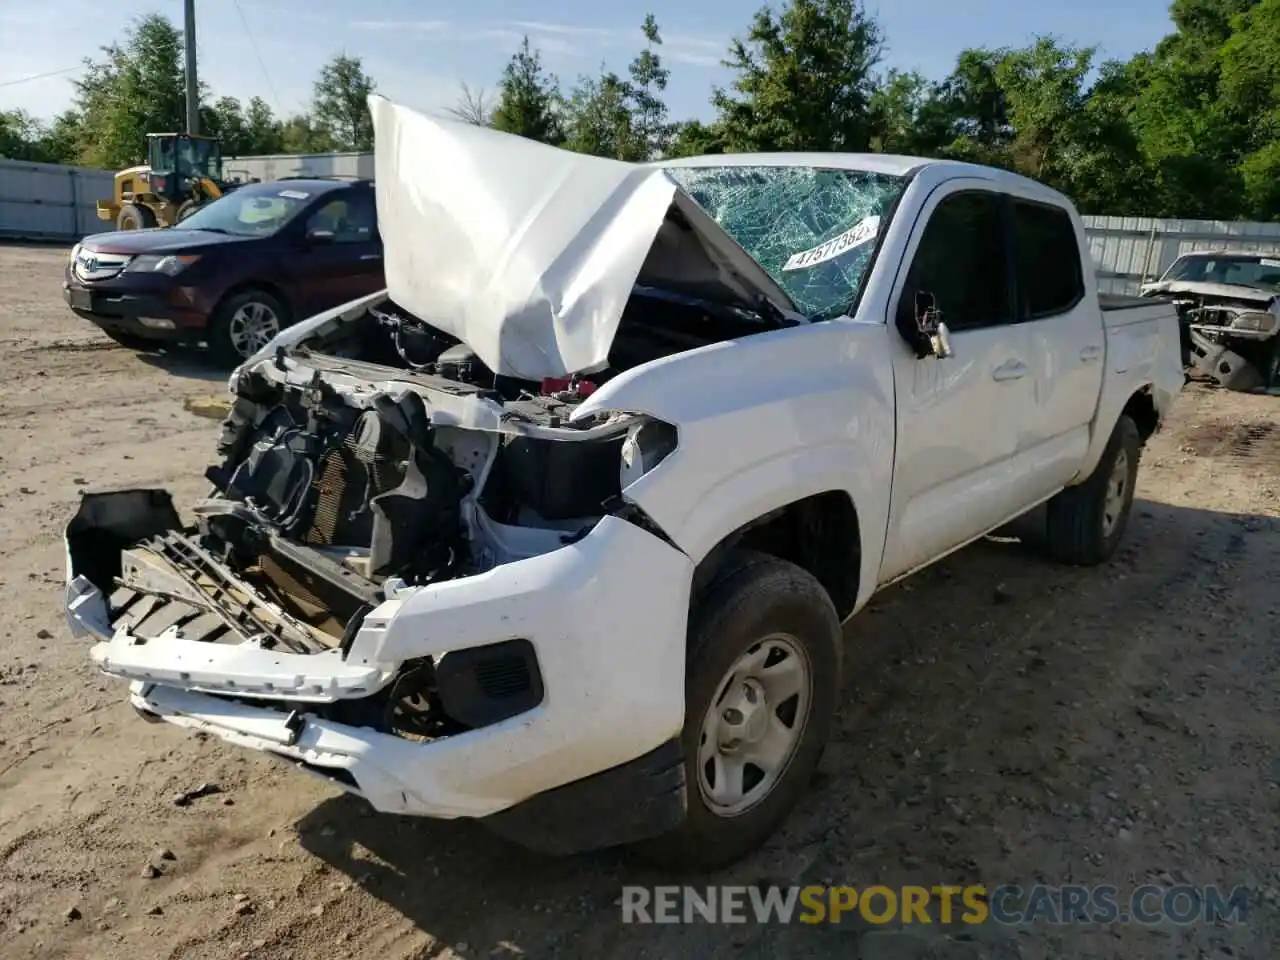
[[664, 165, 907, 320]]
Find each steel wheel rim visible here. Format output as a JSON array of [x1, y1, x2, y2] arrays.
[[228, 301, 280, 357], [696, 632, 813, 817], [1102, 448, 1129, 537]]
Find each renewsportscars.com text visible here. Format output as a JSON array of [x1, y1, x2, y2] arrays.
[[620, 884, 1250, 926]]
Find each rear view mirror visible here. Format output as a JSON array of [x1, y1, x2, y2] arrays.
[[895, 289, 953, 360]]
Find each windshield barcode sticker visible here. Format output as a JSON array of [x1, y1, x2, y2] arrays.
[[782, 216, 881, 272]]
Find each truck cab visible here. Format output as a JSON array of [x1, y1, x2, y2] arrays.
[[63, 97, 1185, 873]]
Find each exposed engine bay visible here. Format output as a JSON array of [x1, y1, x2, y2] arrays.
[[67, 285, 784, 739]]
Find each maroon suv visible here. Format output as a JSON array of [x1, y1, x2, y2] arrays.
[[63, 178, 384, 365]]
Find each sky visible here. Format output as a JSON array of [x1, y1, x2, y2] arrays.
[[1, 0, 1178, 127]]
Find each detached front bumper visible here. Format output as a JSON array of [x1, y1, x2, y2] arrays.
[[67, 494, 693, 843]]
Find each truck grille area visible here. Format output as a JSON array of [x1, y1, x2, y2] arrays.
[[108, 586, 234, 644], [305, 413, 409, 547], [112, 529, 335, 654]]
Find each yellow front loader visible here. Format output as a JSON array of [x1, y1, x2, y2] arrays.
[[96, 133, 242, 230]]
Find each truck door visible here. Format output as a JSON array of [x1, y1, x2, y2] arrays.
[[879, 183, 1034, 581], [1007, 197, 1105, 495]]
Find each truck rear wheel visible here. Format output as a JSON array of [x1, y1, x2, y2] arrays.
[[117, 203, 156, 231], [637, 553, 842, 870], [1045, 414, 1141, 565]]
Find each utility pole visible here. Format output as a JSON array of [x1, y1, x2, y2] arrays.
[[184, 0, 199, 134]]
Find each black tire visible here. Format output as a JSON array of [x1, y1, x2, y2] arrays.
[[636, 552, 842, 870], [117, 203, 156, 231], [206, 288, 289, 367], [1045, 414, 1141, 565]]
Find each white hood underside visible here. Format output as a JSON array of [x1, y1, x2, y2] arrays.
[[368, 95, 794, 381]]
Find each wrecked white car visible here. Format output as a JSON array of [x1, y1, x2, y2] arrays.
[[1141, 250, 1280, 392], [66, 96, 1185, 868]]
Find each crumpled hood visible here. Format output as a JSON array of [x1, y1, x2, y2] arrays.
[[1141, 279, 1279, 306], [368, 95, 795, 380]]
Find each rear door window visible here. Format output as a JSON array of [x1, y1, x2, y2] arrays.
[[1012, 201, 1084, 319]]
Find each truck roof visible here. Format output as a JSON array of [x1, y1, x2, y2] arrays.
[[658, 152, 1071, 207]]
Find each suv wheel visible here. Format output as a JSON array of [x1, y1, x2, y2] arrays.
[[637, 552, 841, 870], [208, 289, 287, 367]]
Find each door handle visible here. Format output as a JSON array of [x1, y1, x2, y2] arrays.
[[359, 253, 382, 261], [991, 360, 1027, 382], [1079, 344, 1103, 362]]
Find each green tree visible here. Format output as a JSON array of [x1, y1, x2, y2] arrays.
[[666, 119, 727, 157], [867, 69, 945, 154], [561, 16, 677, 160], [39, 111, 86, 163], [491, 37, 564, 144], [204, 96, 248, 154], [929, 48, 1013, 164], [72, 13, 186, 168], [312, 54, 376, 150], [562, 70, 635, 157], [242, 97, 285, 154], [0, 110, 55, 161], [280, 114, 336, 154], [1218, 0, 1280, 217], [996, 38, 1096, 183], [713, 0, 884, 151], [627, 14, 672, 158]]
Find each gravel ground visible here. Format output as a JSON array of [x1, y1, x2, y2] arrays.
[[0, 242, 1277, 960]]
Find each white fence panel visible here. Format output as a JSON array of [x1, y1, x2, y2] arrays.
[[224, 151, 374, 183], [1082, 214, 1280, 294], [0, 158, 114, 241]]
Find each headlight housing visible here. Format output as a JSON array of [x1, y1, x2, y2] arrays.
[[125, 254, 201, 276], [68, 243, 81, 264], [1228, 311, 1278, 334]]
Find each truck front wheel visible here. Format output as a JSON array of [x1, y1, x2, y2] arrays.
[[638, 553, 842, 870], [1045, 414, 1141, 565]]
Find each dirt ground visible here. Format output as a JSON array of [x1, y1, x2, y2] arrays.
[[0, 242, 1277, 960]]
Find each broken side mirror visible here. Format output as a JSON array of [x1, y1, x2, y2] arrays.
[[895, 289, 954, 360]]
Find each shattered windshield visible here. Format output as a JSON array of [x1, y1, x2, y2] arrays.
[[1163, 254, 1280, 292], [664, 165, 906, 319]]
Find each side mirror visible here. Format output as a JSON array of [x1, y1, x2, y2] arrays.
[[305, 228, 335, 246], [895, 289, 954, 360]]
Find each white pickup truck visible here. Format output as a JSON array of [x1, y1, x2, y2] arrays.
[[65, 96, 1184, 869]]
